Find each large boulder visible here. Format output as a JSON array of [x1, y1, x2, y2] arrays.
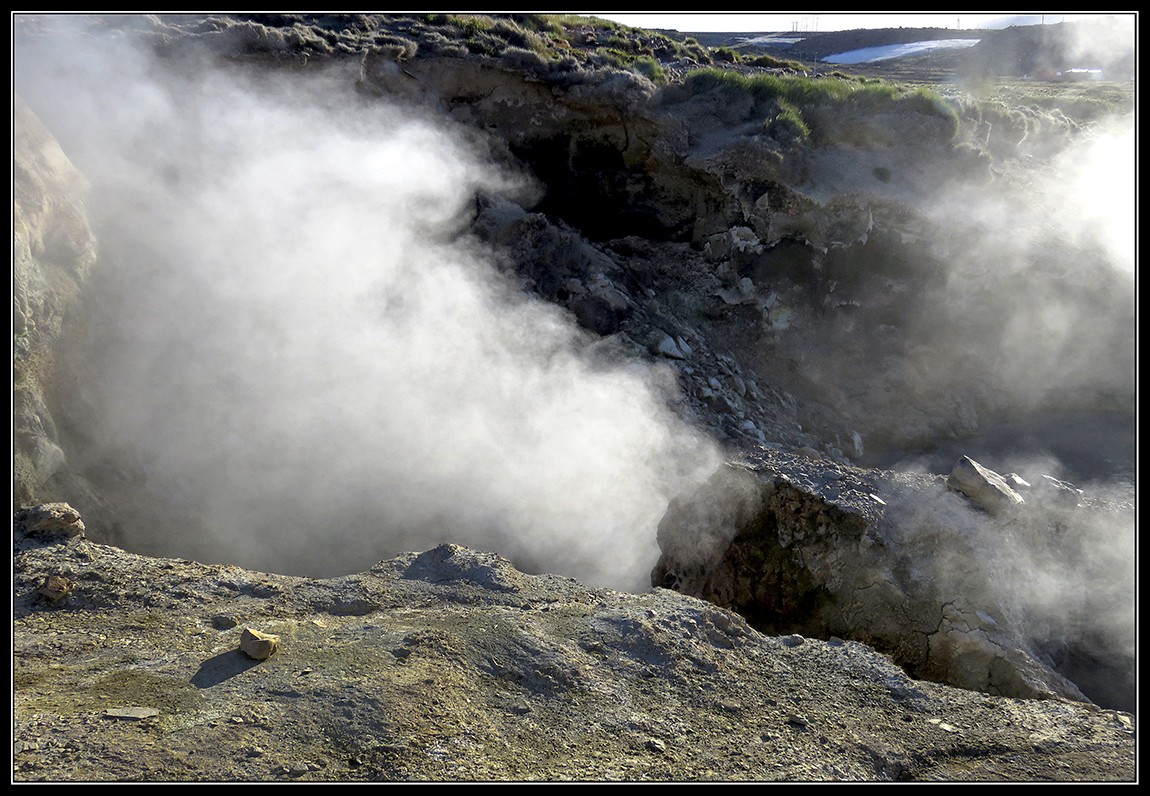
[[652, 447, 1133, 710], [946, 455, 1025, 515]]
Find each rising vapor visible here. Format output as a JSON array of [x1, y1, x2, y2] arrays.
[[15, 22, 720, 591]]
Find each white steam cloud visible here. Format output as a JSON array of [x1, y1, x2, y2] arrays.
[[887, 76, 1136, 709], [16, 23, 720, 590], [906, 106, 1135, 448]]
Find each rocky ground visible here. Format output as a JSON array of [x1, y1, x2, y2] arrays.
[[13, 512, 1136, 782]]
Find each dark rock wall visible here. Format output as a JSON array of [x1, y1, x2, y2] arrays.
[[14, 12, 1133, 509]]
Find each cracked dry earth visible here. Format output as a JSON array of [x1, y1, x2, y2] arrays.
[[12, 522, 1135, 783]]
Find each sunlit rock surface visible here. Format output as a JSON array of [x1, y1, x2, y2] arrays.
[[13, 515, 1135, 782], [12, 96, 97, 507]]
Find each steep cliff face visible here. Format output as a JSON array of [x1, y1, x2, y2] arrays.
[[12, 96, 97, 508], [12, 14, 1136, 778]]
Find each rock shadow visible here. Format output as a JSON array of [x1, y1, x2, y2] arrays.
[[191, 650, 262, 689]]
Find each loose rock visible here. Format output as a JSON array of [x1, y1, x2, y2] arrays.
[[37, 574, 75, 602], [240, 628, 280, 660], [15, 503, 86, 539]]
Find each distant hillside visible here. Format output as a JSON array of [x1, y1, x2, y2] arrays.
[[692, 18, 1134, 81], [964, 17, 1135, 79], [699, 27, 982, 62]]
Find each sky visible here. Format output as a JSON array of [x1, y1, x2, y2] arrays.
[[590, 12, 1124, 34]]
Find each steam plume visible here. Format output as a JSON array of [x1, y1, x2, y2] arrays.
[[15, 22, 720, 591]]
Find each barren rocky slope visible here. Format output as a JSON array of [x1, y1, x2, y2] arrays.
[[13, 510, 1136, 782], [12, 14, 1136, 782]]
